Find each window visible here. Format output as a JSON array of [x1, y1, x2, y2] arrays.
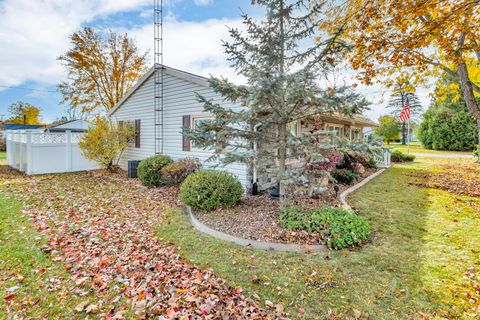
[[288, 120, 301, 137], [118, 120, 140, 148], [350, 127, 362, 142], [191, 115, 215, 152]]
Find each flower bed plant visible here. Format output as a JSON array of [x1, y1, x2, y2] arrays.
[[161, 157, 202, 186], [179, 170, 243, 211], [279, 206, 371, 249]]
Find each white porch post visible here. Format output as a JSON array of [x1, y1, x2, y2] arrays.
[[66, 130, 72, 172]]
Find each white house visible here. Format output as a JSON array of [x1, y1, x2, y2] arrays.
[[109, 65, 385, 192], [108, 66, 250, 189]]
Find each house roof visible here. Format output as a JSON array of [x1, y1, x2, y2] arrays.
[[108, 65, 210, 117], [1, 123, 44, 131], [319, 113, 379, 128], [46, 119, 92, 131]]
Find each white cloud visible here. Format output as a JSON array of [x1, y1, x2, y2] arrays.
[[193, 0, 213, 6], [125, 17, 244, 83], [0, 0, 151, 89]]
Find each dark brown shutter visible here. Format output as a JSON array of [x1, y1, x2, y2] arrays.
[[135, 119, 141, 148], [118, 120, 124, 129], [182, 115, 191, 151]]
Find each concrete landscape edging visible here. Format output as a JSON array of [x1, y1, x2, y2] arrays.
[[187, 168, 387, 252], [339, 168, 386, 211], [187, 207, 327, 253]]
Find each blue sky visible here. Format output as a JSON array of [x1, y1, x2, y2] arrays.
[[0, 0, 431, 123]]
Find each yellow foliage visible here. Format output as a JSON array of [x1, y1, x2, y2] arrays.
[[79, 116, 134, 170]]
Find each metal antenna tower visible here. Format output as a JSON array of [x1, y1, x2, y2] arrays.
[[154, 0, 164, 154]]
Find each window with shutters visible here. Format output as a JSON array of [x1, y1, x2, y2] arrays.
[[190, 115, 215, 152], [118, 120, 140, 148]]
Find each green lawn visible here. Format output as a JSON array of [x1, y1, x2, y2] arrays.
[[388, 142, 472, 155], [157, 158, 480, 319], [0, 193, 94, 319], [0, 152, 5, 165]]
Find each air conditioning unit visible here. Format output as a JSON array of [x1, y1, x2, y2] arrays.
[[128, 160, 141, 179]]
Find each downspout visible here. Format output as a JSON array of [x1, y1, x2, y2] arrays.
[[252, 123, 262, 195]]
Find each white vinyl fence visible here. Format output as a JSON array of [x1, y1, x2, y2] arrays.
[[5, 130, 99, 175]]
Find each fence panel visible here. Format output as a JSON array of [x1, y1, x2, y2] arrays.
[[5, 130, 99, 175]]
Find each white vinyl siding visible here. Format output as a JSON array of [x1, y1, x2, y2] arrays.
[[110, 69, 250, 190]]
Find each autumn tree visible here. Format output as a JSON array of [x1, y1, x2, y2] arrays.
[[321, 0, 480, 161], [375, 115, 401, 144], [187, 0, 368, 206], [58, 27, 148, 116], [7, 101, 42, 125], [79, 116, 134, 171]]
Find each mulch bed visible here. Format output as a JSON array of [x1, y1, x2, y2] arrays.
[[0, 166, 285, 319], [196, 168, 379, 246]]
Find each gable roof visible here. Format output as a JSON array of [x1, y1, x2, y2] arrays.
[[46, 119, 93, 131], [108, 65, 211, 117]]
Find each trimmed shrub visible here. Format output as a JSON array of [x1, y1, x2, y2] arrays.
[[161, 157, 202, 186], [332, 169, 358, 185], [179, 169, 243, 211], [0, 139, 5, 152], [474, 145, 479, 158], [279, 206, 371, 249], [138, 155, 173, 187], [391, 150, 416, 162]]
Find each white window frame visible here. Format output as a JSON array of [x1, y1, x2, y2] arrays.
[[190, 114, 216, 153]]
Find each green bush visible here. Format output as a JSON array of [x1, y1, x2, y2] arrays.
[[138, 155, 173, 187], [179, 169, 243, 211], [332, 169, 358, 185], [417, 106, 477, 151], [391, 150, 416, 162], [279, 206, 371, 249], [474, 145, 479, 158], [161, 157, 202, 186]]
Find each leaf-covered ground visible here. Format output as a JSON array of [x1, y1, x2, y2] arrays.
[[408, 162, 480, 197], [0, 166, 283, 319]]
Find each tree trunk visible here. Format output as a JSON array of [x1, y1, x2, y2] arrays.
[[477, 119, 480, 163], [402, 122, 406, 145], [278, 123, 287, 208], [456, 62, 480, 163]]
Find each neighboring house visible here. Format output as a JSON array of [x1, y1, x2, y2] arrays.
[[45, 119, 92, 133], [108, 66, 378, 192], [1, 123, 44, 139]]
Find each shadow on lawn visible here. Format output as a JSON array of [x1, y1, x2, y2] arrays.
[[157, 163, 456, 319]]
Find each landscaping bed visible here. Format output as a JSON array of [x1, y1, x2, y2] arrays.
[[195, 167, 379, 246]]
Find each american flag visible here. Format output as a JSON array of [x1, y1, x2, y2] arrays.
[[398, 100, 411, 122]]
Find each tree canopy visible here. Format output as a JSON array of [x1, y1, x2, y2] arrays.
[[320, 0, 480, 159], [58, 27, 148, 116], [7, 101, 42, 125], [375, 115, 401, 144]]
